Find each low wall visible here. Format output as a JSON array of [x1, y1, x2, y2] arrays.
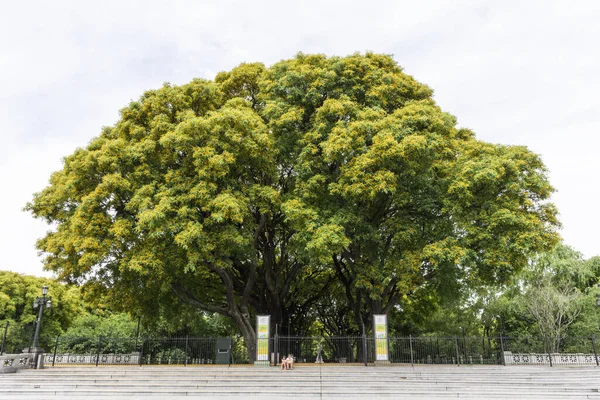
[[0, 353, 33, 373], [503, 351, 599, 365], [44, 352, 141, 365]]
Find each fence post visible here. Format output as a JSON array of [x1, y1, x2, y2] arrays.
[[591, 335, 599, 367], [0, 320, 8, 355], [184, 335, 189, 367], [138, 338, 144, 367], [409, 335, 414, 367], [27, 323, 35, 353], [454, 336, 460, 366], [274, 333, 278, 367], [52, 336, 59, 367], [134, 316, 141, 349], [545, 336, 553, 367], [362, 328, 368, 366], [96, 335, 103, 367], [499, 335, 506, 366]]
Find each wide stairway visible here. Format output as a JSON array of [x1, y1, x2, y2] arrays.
[[1, 365, 599, 399]]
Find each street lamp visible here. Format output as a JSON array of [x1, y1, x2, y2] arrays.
[[495, 315, 506, 335], [31, 285, 52, 350]]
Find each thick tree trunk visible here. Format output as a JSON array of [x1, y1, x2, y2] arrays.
[[170, 266, 259, 363], [230, 309, 257, 363]]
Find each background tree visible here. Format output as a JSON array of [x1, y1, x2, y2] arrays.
[[0, 271, 84, 352], [480, 244, 599, 349], [27, 53, 559, 359]]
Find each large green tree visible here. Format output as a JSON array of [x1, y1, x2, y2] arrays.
[[259, 53, 559, 332], [27, 53, 559, 360]]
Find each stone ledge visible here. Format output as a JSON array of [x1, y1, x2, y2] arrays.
[[503, 351, 599, 365], [1, 354, 33, 373]]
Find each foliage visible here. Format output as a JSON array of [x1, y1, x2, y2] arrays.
[[58, 313, 138, 354], [146, 312, 239, 338], [478, 244, 600, 348], [0, 270, 86, 352], [392, 243, 600, 343], [26, 53, 560, 360], [62, 312, 138, 338], [259, 52, 559, 332]]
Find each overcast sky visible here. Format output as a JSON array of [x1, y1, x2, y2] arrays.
[[1, 0, 599, 277]]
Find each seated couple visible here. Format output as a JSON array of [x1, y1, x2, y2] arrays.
[[280, 354, 294, 370]]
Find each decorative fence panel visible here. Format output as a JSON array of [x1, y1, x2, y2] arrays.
[[501, 335, 599, 366]]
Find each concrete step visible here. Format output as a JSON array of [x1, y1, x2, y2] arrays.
[[1, 366, 599, 400], [5, 371, 598, 382], [1, 389, 600, 400], [2, 375, 600, 385], [7, 368, 598, 377], [2, 382, 600, 392]]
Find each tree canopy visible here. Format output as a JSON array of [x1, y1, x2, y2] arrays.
[[27, 53, 559, 360]]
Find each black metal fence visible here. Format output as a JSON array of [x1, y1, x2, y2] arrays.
[[274, 336, 375, 364], [4, 333, 600, 367], [388, 335, 600, 366], [37, 336, 251, 366]]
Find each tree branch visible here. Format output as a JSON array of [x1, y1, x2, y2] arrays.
[[209, 264, 238, 314], [170, 283, 228, 315]]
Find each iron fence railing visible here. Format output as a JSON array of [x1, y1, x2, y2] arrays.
[[387, 335, 600, 366], [37, 336, 252, 366], [390, 336, 510, 365], [4, 333, 599, 367], [0, 320, 39, 355], [274, 336, 375, 364]]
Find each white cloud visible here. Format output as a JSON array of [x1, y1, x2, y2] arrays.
[[1, 0, 599, 277]]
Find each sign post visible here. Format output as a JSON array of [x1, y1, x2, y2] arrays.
[[373, 314, 390, 364], [255, 315, 270, 366]]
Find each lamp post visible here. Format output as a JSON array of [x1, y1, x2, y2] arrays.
[[1, 320, 8, 355], [31, 285, 52, 351], [495, 315, 506, 335], [593, 284, 600, 366], [596, 284, 600, 333]]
